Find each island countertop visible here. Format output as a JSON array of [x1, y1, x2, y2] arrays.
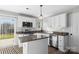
[[18, 35, 49, 43]]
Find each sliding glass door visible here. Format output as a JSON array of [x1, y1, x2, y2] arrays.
[[0, 16, 16, 40]]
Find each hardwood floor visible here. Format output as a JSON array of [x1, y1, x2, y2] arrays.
[[48, 46, 64, 54], [48, 46, 79, 54], [48, 46, 56, 54]]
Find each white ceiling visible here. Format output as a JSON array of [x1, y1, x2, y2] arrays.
[[0, 5, 78, 17]]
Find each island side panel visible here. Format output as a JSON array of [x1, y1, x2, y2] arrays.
[[28, 38, 48, 54], [23, 42, 29, 54]]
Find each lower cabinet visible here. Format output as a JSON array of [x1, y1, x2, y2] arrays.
[[23, 39, 48, 54], [17, 34, 30, 47], [58, 35, 69, 52], [52, 35, 58, 48]]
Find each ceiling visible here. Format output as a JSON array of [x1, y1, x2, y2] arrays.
[[0, 5, 78, 18]]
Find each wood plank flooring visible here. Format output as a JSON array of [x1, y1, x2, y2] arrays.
[[48, 46, 64, 54], [48, 46, 79, 54]]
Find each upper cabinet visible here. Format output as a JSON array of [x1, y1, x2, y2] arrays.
[[54, 15, 60, 30], [59, 13, 67, 28], [54, 13, 67, 30], [43, 13, 67, 32], [43, 17, 54, 32]]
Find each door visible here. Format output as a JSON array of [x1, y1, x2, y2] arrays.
[[70, 13, 79, 51]]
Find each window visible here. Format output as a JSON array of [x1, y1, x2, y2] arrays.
[[0, 16, 16, 40]]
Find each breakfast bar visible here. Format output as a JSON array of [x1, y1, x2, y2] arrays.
[[18, 35, 49, 54]]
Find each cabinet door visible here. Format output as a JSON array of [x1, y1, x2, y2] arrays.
[[52, 17, 55, 30], [23, 42, 29, 54], [58, 36, 65, 51], [28, 39, 48, 54], [54, 13, 67, 30], [43, 18, 48, 30], [52, 35, 57, 47], [59, 13, 67, 28], [54, 15, 60, 30], [17, 16, 23, 27], [43, 18, 53, 32]]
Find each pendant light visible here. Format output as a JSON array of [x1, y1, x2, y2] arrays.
[[39, 5, 43, 19]]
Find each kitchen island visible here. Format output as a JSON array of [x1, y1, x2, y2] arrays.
[[19, 35, 49, 54]]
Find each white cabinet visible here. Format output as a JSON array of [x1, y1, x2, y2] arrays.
[[54, 13, 67, 30], [58, 35, 68, 52], [23, 42, 28, 54], [54, 15, 60, 30], [43, 13, 67, 32], [33, 33, 50, 45], [17, 16, 23, 28], [59, 13, 67, 28], [23, 39, 48, 54], [52, 35, 58, 48], [52, 17, 55, 28], [43, 17, 54, 32], [17, 34, 30, 47]]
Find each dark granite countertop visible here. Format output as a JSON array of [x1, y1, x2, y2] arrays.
[[52, 32, 69, 36], [16, 30, 43, 34], [18, 35, 49, 43]]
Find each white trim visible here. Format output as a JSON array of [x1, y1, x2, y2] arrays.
[[0, 14, 17, 18], [0, 16, 18, 47]]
